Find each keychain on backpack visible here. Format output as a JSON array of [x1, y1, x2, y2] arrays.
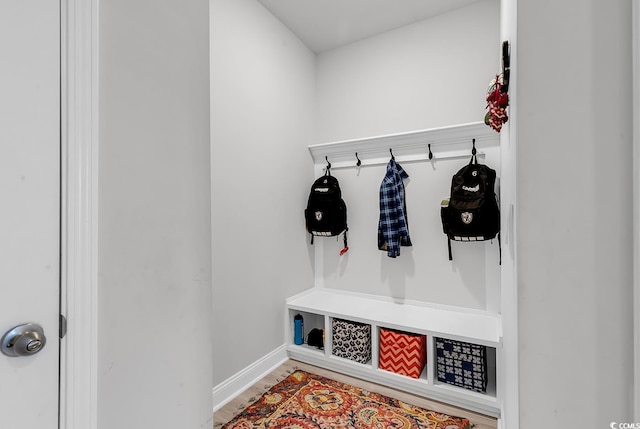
[[485, 75, 509, 132]]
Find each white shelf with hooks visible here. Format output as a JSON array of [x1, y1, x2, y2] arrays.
[[308, 121, 499, 170]]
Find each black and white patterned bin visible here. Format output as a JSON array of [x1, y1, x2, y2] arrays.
[[331, 318, 372, 364]]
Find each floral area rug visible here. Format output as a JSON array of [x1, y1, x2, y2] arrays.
[[222, 370, 470, 429]]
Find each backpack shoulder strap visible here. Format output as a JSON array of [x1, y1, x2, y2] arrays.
[[339, 227, 349, 255]]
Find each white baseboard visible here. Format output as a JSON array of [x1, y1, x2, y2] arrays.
[[212, 345, 289, 412]]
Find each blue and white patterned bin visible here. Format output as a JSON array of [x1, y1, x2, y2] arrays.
[[435, 337, 487, 393]]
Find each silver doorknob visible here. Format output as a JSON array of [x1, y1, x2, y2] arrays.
[[1, 324, 47, 357]]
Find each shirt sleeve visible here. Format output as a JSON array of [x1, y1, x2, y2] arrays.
[[378, 175, 401, 257]]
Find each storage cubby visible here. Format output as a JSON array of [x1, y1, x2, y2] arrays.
[[330, 317, 372, 365], [378, 327, 427, 381], [286, 287, 501, 416], [434, 337, 494, 394], [287, 309, 325, 355], [432, 337, 497, 399]]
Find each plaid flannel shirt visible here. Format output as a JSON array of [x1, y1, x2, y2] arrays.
[[378, 159, 412, 257]]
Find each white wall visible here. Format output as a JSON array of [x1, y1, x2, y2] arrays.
[[98, 1, 213, 428], [317, 148, 502, 310], [210, 0, 316, 386], [517, 0, 634, 426], [314, 0, 501, 310], [209, 0, 500, 387], [316, 0, 500, 143]]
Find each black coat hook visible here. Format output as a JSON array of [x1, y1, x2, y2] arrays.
[[471, 139, 477, 156], [389, 148, 395, 161], [428, 144, 433, 160], [325, 156, 331, 171], [355, 152, 362, 167], [501, 40, 510, 93], [502, 40, 510, 69]]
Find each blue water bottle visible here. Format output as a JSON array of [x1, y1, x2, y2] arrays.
[[294, 314, 304, 345]]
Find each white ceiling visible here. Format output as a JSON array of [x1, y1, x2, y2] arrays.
[[255, 0, 484, 53]]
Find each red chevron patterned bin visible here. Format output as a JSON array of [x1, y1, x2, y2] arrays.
[[378, 328, 427, 379]]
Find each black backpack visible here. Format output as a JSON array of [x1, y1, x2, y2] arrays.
[[441, 154, 500, 262], [305, 170, 348, 254]]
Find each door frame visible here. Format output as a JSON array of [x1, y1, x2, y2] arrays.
[[59, 1, 99, 428], [634, 0, 640, 421]]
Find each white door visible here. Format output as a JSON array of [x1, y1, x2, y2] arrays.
[[0, 1, 61, 429]]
